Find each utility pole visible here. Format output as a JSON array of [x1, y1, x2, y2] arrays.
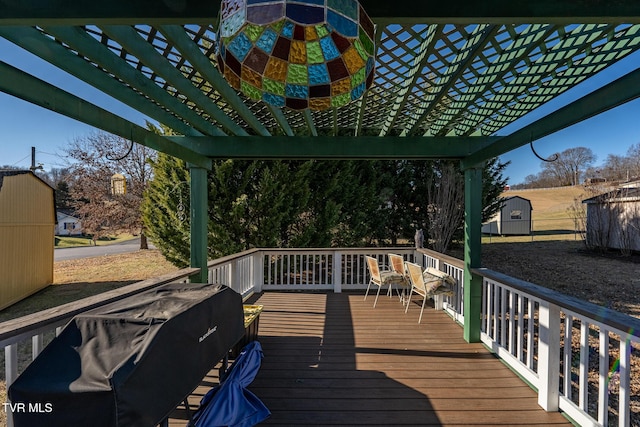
[[29, 146, 43, 172]]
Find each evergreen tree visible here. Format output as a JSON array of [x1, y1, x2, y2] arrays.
[[141, 153, 190, 266], [142, 151, 508, 266], [332, 161, 384, 246], [207, 159, 312, 257], [54, 180, 73, 211], [482, 157, 510, 222]]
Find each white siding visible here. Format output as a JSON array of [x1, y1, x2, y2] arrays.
[[586, 201, 640, 252]]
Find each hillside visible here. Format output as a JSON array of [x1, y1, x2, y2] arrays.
[[499, 185, 600, 234], [503, 185, 586, 215]]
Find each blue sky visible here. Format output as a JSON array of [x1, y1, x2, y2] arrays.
[[1, 37, 639, 184]]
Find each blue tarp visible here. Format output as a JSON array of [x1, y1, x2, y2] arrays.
[[189, 341, 270, 427]]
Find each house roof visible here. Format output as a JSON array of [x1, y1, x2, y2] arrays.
[[2, 1, 640, 165], [57, 210, 79, 220]]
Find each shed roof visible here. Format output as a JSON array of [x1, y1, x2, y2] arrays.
[[2, 1, 640, 166], [582, 187, 640, 203], [0, 170, 53, 192], [501, 195, 533, 211]]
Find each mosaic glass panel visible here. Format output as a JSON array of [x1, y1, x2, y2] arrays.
[[218, 0, 376, 110]]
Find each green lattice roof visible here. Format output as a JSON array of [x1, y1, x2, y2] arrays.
[[2, 1, 640, 168]]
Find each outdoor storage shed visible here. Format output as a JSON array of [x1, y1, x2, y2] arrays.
[[0, 170, 55, 310], [482, 196, 532, 235], [582, 185, 640, 252]]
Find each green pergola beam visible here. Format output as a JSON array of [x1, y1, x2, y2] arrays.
[[0, 60, 210, 169], [266, 105, 295, 136], [167, 136, 499, 159], [461, 65, 640, 168], [100, 25, 247, 136], [0, 26, 202, 138], [158, 24, 271, 137], [43, 25, 224, 138], [303, 110, 318, 136], [3, 0, 640, 25]]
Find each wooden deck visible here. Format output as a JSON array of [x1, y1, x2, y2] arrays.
[[169, 291, 573, 426]]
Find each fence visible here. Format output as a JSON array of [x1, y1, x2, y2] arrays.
[[483, 217, 585, 241]]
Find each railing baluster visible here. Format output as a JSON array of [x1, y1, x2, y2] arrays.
[[500, 286, 507, 347], [618, 334, 631, 427], [517, 294, 524, 362], [5, 343, 18, 385], [333, 251, 342, 293], [537, 301, 560, 411], [32, 333, 43, 359], [508, 290, 515, 353], [527, 299, 534, 370], [493, 283, 501, 344], [579, 321, 589, 410], [481, 278, 488, 334], [563, 314, 573, 401], [598, 328, 609, 426]]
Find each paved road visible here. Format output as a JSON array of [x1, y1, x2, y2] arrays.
[[54, 238, 155, 261]]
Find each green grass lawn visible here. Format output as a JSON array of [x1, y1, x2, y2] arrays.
[[54, 233, 136, 247]]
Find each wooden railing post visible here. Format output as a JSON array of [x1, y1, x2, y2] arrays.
[[463, 166, 483, 343], [253, 251, 264, 293], [537, 301, 561, 411], [189, 165, 208, 284], [333, 251, 342, 293], [229, 260, 237, 292]]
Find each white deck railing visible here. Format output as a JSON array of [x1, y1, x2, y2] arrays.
[[258, 247, 418, 292], [1, 247, 638, 427], [478, 268, 639, 427], [418, 247, 639, 427]]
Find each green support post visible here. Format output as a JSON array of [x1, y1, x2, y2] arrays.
[[189, 165, 209, 283], [463, 166, 483, 343]]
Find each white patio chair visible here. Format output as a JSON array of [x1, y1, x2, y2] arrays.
[[387, 253, 409, 304], [364, 256, 395, 307], [404, 261, 430, 323]]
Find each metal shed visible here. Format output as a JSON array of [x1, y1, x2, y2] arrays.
[[482, 196, 532, 235], [0, 171, 55, 310]]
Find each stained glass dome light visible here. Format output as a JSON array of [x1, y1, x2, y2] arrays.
[[217, 0, 376, 111]]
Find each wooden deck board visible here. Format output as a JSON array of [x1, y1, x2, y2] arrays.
[[169, 291, 573, 426]]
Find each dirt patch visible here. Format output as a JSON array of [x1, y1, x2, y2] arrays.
[[470, 240, 640, 317]]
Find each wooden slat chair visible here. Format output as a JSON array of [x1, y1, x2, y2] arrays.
[[364, 256, 404, 307]]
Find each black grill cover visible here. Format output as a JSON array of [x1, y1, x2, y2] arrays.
[[9, 283, 244, 427]]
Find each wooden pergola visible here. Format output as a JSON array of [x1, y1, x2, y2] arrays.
[[2, 0, 640, 343]]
